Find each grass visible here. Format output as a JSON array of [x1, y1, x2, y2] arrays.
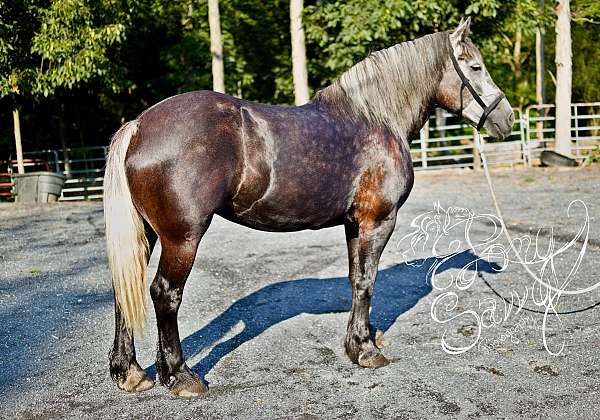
[[521, 175, 536, 184]]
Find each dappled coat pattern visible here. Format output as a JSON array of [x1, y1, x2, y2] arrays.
[[103, 20, 514, 398]]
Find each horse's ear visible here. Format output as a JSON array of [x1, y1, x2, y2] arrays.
[[450, 17, 471, 53]]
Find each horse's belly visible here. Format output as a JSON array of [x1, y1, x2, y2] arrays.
[[219, 211, 344, 232], [223, 185, 351, 232]]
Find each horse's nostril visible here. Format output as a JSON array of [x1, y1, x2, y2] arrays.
[[508, 113, 515, 125]]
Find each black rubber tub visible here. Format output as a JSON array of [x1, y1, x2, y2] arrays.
[[540, 150, 578, 167]]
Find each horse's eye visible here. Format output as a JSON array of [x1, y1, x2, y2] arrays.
[[470, 64, 482, 71]]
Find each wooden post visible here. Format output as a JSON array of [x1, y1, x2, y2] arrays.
[[554, 0, 572, 156], [472, 129, 481, 171], [208, 0, 225, 93], [290, 0, 310, 105], [13, 108, 25, 174], [59, 113, 71, 178]]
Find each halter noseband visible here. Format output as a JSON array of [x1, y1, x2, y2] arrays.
[[450, 52, 505, 131]]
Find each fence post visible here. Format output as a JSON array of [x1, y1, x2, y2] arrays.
[[573, 104, 580, 159], [517, 110, 527, 166], [524, 106, 533, 166], [52, 150, 60, 173], [420, 120, 429, 169]]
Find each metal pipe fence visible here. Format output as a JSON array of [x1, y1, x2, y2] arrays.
[[4, 102, 599, 201], [6, 146, 108, 201], [523, 102, 600, 163]]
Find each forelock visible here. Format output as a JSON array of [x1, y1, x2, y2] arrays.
[[459, 38, 482, 60]]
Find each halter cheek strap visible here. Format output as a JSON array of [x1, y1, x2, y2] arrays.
[[450, 52, 505, 131]]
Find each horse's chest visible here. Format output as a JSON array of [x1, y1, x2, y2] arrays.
[[349, 156, 413, 223]]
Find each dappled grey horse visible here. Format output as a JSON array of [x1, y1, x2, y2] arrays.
[[104, 18, 514, 397]]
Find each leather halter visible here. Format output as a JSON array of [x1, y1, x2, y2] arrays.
[[450, 52, 505, 131]]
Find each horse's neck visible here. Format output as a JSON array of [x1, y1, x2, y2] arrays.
[[314, 33, 448, 147], [406, 102, 437, 142]]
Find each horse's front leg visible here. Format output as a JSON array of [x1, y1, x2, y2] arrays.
[[344, 212, 397, 368], [150, 235, 207, 398]]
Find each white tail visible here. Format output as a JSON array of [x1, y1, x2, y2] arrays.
[[104, 120, 149, 335]]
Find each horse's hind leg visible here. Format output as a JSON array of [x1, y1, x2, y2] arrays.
[[151, 220, 211, 398], [344, 213, 396, 368], [109, 221, 157, 392]]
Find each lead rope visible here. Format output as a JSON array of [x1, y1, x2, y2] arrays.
[[473, 131, 600, 314]]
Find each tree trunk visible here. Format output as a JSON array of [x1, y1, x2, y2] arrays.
[[513, 25, 522, 106], [12, 108, 25, 174], [208, 0, 225, 93], [181, 0, 193, 30], [554, 0, 572, 156], [290, 0, 309, 105], [535, 25, 545, 141]]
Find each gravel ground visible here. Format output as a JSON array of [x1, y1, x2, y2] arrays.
[[0, 166, 598, 419]]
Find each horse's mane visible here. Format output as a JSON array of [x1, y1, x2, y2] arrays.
[[314, 31, 453, 144]]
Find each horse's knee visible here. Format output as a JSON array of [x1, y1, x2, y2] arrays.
[[150, 276, 183, 310], [150, 276, 164, 302]]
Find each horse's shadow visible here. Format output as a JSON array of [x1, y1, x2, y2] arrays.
[[146, 250, 499, 380]]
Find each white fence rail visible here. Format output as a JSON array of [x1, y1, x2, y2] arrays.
[[7, 102, 600, 201]]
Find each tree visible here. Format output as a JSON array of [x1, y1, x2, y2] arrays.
[[571, 0, 600, 102], [208, 0, 225, 93], [0, 0, 42, 173], [535, 0, 546, 141], [0, 0, 128, 173], [31, 0, 126, 175], [554, 0, 572, 156], [2, 0, 600, 165], [290, 0, 309, 105], [304, 0, 551, 110]]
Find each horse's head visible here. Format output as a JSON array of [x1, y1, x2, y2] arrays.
[[437, 18, 515, 139]]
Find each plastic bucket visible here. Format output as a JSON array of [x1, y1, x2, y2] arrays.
[[13, 172, 66, 203]]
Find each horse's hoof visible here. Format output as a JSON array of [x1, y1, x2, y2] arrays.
[[358, 351, 390, 368], [117, 365, 155, 393], [169, 372, 207, 398]]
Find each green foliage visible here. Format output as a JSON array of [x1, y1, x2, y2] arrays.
[[0, 0, 599, 157], [30, 0, 127, 96], [305, 0, 551, 108], [572, 1, 600, 102], [0, 0, 131, 99], [573, 0, 600, 23], [572, 21, 600, 102], [305, 0, 458, 88], [0, 1, 40, 98]]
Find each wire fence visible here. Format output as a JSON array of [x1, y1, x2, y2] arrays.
[[3, 102, 599, 201]]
